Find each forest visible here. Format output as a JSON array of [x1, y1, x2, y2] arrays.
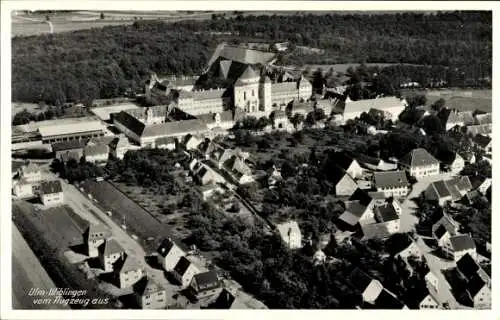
[[12, 11, 491, 106]]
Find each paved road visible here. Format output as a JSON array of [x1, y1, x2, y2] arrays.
[[12, 225, 70, 310], [399, 172, 453, 233]]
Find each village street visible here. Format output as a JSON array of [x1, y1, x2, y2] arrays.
[[399, 172, 454, 233]]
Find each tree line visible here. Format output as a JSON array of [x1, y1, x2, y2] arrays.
[[12, 11, 490, 106]]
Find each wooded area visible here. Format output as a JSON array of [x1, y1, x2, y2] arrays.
[[12, 11, 491, 106]]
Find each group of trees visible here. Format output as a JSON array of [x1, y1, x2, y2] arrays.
[[12, 105, 74, 125], [51, 158, 104, 183], [13, 12, 490, 105]]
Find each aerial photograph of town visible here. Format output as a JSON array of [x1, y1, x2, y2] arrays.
[[3, 5, 493, 314]]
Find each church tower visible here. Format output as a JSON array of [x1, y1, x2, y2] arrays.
[[259, 76, 272, 113]]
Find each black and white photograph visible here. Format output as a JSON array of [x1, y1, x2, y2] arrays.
[[0, 1, 495, 317]]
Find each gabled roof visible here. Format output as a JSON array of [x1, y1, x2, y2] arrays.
[[210, 288, 238, 309], [238, 66, 258, 81], [438, 108, 474, 125], [157, 238, 177, 257], [349, 268, 375, 292], [40, 180, 63, 194], [450, 235, 476, 252], [372, 289, 406, 309], [373, 202, 399, 222], [276, 220, 301, 242], [401, 148, 439, 168], [472, 134, 491, 148], [433, 216, 457, 239], [85, 223, 111, 241], [456, 253, 480, 280], [467, 273, 487, 298], [405, 284, 434, 308], [349, 188, 375, 207], [115, 254, 143, 273], [468, 175, 490, 190], [385, 233, 414, 256], [192, 270, 221, 292], [330, 152, 358, 171], [51, 139, 88, 152], [192, 88, 231, 100], [373, 171, 409, 189], [339, 200, 367, 226], [99, 239, 124, 257], [141, 120, 208, 138], [113, 111, 146, 137], [134, 276, 164, 296], [218, 45, 276, 65], [343, 96, 405, 115], [174, 256, 192, 276], [474, 113, 492, 125]]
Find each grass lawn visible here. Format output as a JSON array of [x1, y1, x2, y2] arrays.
[[401, 89, 492, 113], [12, 201, 113, 308]]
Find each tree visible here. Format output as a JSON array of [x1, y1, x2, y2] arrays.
[[290, 113, 305, 130], [312, 68, 325, 94], [419, 115, 444, 136], [406, 94, 427, 108], [430, 98, 446, 112], [100, 12, 105, 20]]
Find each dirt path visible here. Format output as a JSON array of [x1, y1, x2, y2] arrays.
[[12, 225, 69, 309]]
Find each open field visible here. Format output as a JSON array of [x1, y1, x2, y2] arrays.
[[401, 89, 492, 112], [12, 225, 70, 309], [11, 11, 216, 37], [12, 201, 113, 308]]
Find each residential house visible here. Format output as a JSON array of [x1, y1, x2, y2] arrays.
[[456, 253, 491, 288], [327, 165, 358, 197], [83, 143, 109, 163], [155, 136, 176, 150], [355, 154, 398, 172], [276, 220, 302, 249], [461, 190, 488, 207], [341, 96, 406, 123], [361, 200, 401, 238], [445, 235, 477, 262], [386, 233, 422, 263], [98, 239, 125, 272], [468, 175, 491, 195], [348, 268, 384, 304], [184, 134, 203, 150], [208, 288, 248, 309], [474, 112, 492, 125], [271, 110, 294, 132], [373, 170, 409, 198], [312, 249, 327, 266], [338, 189, 386, 228], [425, 271, 440, 293], [366, 289, 408, 309], [52, 140, 87, 162], [406, 285, 440, 309], [134, 277, 168, 309], [268, 165, 283, 188], [110, 134, 135, 160], [472, 134, 492, 153], [18, 162, 42, 182], [114, 254, 145, 288], [459, 151, 476, 164], [329, 152, 364, 179], [424, 176, 472, 206], [196, 184, 224, 201], [172, 256, 200, 288], [189, 270, 223, 300], [432, 215, 459, 248], [225, 156, 254, 185], [466, 124, 492, 137], [437, 108, 475, 131], [400, 148, 440, 180], [190, 160, 226, 186], [12, 178, 37, 198], [83, 223, 111, 257], [438, 152, 465, 175], [157, 238, 185, 272], [39, 180, 64, 206]]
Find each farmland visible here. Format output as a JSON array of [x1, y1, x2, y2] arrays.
[[12, 201, 113, 308], [401, 89, 492, 112], [11, 11, 216, 37]]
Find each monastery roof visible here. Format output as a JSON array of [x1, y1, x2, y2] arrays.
[[192, 88, 231, 100], [38, 119, 105, 138], [271, 81, 298, 93], [238, 66, 259, 81], [219, 45, 276, 65]]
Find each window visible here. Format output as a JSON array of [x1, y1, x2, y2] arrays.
[[244, 92, 247, 100], [252, 90, 255, 97]]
